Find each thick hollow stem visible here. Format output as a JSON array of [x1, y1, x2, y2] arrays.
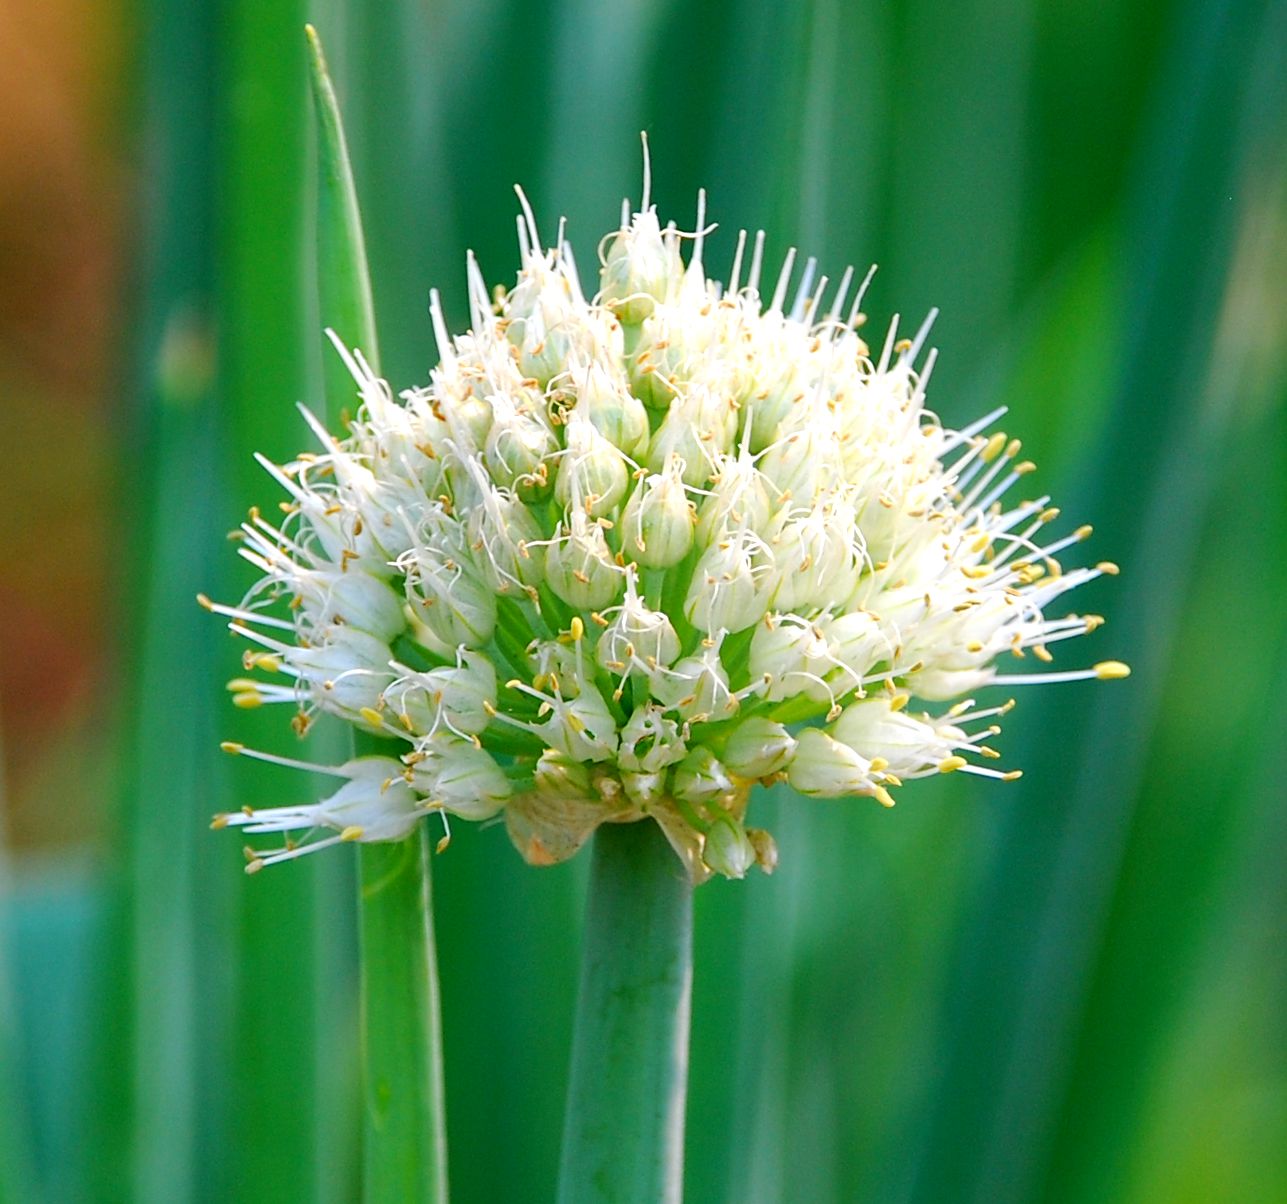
[[558, 820, 694, 1204], [358, 827, 448, 1203]]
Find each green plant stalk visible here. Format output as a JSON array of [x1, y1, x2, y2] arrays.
[[558, 820, 693, 1204], [220, 5, 355, 1200], [305, 25, 380, 399], [306, 28, 449, 1199], [358, 829, 449, 1203]]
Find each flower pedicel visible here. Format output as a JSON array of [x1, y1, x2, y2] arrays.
[[205, 157, 1127, 882]]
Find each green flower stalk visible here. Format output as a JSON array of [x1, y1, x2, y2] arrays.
[[205, 137, 1126, 1197]]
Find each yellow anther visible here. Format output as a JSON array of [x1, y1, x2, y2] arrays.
[[874, 786, 896, 808], [359, 706, 385, 727], [938, 756, 967, 773], [232, 691, 263, 709], [1094, 660, 1131, 680], [243, 652, 281, 672], [869, 757, 889, 773], [1001, 770, 1024, 782], [1084, 614, 1105, 631], [569, 616, 585, 641], [966, 640, 984, 653], [196, 593, 215, 611], [244, 859, 265, 875], [1014, 460, 1036, 475], [220, 741, 244, 755], [1096, 561, 1120, 575], [889, 694, 910, 712], [980, 746, 1001, 759], [340, 826, 364, 842], [1039, 507, 1060, 523], [981, 432, 1007, 461], [1075, 524, 1093, 540], [436, 834, 452, 854], [210, 815, 229, 830], [1005, 438, 1022, 458], [1033, 645, 1054, 663]]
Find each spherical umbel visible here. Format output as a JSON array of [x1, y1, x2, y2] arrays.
[[206, 165, 1126, 883]]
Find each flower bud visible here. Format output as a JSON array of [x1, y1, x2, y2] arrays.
[[403, 549, 497, 649], [540, 685, 619, 763], [649, 645, 738, 722], [287, 627, 396, 717], [596, 582, 681, 678], [544, 512, 624, 611], [722, 716, 796, 778], [695, 453, 773, 547], [465, 482, 545, 594], [757, 424, 838, 505], [504, 257, 583, 385], [787, 727, 875, 798], [748, 615, 833, 702], [646, 385, 737, 488], [533, 751, 595, 802], [740, 312, 814, 451], [316, 757, 421, 841], [555, 410, 630, 517], [300, 454, 409, 563], [673, 746, 736, 805], [684, 531, 768, 635], [620, 456, 695, 568], [832, 698, 964, 776], [451, 388, 495, 448], [618, 705, 688, 773], [484, 396, 558, 496], [410, 737, 511, 820], [702, 816, 757, 879], [572, 360, 650, 455], [387, 650, 496, 737], [305, 568, 406, 643], [819, 611, 889, 684], [765, 504, 861, 612], [905, 664, 996, 701], [600, 210, 683, 323], [629, 323, 681, 409], [646, 399, 716, 487]]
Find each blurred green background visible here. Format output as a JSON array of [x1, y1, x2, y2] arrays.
[[2, 0, 1284, 1200]]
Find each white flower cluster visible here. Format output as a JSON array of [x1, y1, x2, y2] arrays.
[[207, 170, 1126, 881]]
